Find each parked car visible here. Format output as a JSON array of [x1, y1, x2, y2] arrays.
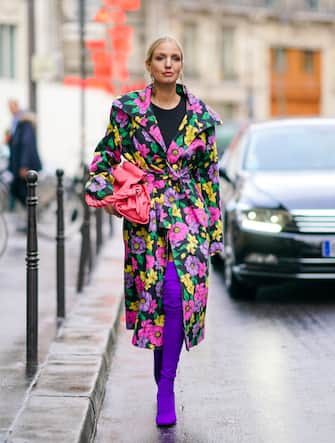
[[218, 118, 335, 299], [216, 121, 248, 158]]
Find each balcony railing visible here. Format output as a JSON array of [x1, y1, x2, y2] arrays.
[[220, 0, 335, 15], [184, 0, 335, 16]]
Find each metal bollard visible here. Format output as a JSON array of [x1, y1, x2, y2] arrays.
[[26, 170, 39, 376], [95, 208, 103, 255], [56, 169, 65, 325]]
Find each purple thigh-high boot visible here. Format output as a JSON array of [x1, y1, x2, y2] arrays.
[[156, 261, 184, 427], [154, 349, 162, 385]]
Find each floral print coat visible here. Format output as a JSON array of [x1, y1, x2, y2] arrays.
[[86, 84, 223, 350]]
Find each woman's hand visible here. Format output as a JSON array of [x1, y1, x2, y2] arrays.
[[19, 167, 29, 178], [104, 204, 122, 218]]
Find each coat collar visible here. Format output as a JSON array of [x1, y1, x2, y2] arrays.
[[113, 84, 221, 150]]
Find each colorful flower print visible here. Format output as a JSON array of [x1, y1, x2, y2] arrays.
[[85, 83, 223, 350], [169, 222, 189, 244], [185, 255, 201, 276], [139, 291, 152, 312], [130, 235, 146, 254], [183, 300, 195, 321], [167, 142, 183, 163]]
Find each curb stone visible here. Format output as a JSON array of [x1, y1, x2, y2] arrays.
[[5, 232, 124, 443]]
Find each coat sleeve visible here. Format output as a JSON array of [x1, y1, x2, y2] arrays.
[[85, 105, 129, 202], [198, 127, 224, 256], [20, 122, 41, 171]]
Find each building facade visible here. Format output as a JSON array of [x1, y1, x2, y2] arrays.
[[126, 0, 335, 120], [1, 0, 335, 120]]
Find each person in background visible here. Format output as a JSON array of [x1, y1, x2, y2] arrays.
[[85, 36, 223, 427], [0, 133, 12, 189], [7, 99, 42, 207]]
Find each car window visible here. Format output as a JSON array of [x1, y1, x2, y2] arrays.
[[216, 122, 241, 157], [225, 132, 249, 179], [244, 124, 335, 171]]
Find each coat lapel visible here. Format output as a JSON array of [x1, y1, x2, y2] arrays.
[[114, 84, 221, 152], [175, 85, 222, 149], [115, 85, 166, 151]]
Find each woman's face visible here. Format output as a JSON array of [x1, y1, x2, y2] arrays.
[[147, 40, 183, 86]]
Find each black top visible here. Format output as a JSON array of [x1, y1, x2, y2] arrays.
[[151, 96, 186, 147]]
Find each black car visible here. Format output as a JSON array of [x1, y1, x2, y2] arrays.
[[215, 121, 247, 158], [218, 118, 335, 299]]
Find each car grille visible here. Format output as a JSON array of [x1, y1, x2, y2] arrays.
[[286, 210, 335, 234]]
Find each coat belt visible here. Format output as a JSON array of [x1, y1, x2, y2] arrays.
[[145, 165, 191, 185]]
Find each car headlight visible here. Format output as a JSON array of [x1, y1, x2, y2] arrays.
[[237, 208, 290, 233]]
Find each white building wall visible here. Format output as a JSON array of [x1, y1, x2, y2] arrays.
[[0, 0, 112, 176], [322, 43, 335, 115], [0, 80, 113, 176]]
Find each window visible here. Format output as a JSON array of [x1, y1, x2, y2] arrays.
[[225, 132, 248, 180], [182, 22, 198, 78], [222, 103, 235, 119], [219, 28, 236, 80], [0, 24, 16, 79], [302, 50, 314, 74], [64, 0, 101, 22], [244, 125, 335, 171], [273, 48, 287, 74], [305, 0, 319, 10]]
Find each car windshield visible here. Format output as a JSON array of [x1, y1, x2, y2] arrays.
[[244, 124, 335, 171], [216, 122, 242, 157]]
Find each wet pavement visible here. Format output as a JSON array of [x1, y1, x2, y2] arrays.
[[94, 269, 335, 443], [0, 211, 81, 439]]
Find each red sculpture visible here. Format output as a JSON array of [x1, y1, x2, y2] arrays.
[[64, 0, 144, 94]]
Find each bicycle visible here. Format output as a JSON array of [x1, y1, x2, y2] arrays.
[[0, 144, 11, 257], [0, 147, 84, 249], [0, 185, 8, 258], [36, 171, 84, 241]]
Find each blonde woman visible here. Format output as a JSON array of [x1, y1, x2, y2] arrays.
[[86, 36, 223, 426]]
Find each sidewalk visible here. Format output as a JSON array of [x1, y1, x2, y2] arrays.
[[1, 210, 82, 440], [2, 216, 124, 443]]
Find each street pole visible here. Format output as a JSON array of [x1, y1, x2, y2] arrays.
[[79, 0, 86, 167], [27, 0, 37, 113]]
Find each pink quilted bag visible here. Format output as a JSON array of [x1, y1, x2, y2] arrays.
[[85, 162, 150, 224]]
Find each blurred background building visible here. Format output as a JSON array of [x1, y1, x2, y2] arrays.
[[125, 0, 335, 120], [1, 0, 335, 172]]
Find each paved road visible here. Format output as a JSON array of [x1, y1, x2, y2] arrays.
[[94, 268, 335, 443], [0, 211, 81, 438]]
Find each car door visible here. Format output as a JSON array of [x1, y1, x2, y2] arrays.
[[219, 131, 249, 219]]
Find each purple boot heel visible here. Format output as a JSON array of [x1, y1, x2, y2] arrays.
[[156, 379, 176, 426], [156, 262, 184, 427]]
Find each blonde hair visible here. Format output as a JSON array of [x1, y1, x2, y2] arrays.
[[145, 36, 184, 65]]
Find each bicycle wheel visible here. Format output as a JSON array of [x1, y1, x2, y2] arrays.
[[0, 180, 9, 211], [0, 212, 8, 258], [37, 185, 83, 240]]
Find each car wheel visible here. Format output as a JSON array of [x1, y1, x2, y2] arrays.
[[224, 228, 256, 300]]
